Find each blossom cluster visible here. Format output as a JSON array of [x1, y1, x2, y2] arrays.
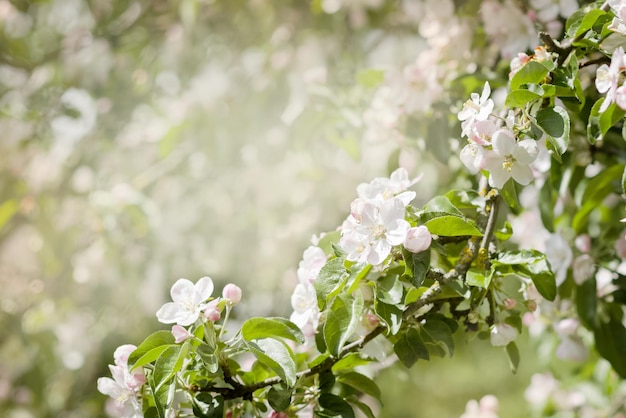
[[458, 82, 539, 189], [98, 278, 242, 414], [339, 167, 431, 265]]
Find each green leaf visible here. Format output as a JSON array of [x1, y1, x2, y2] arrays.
[[506, 341, 520, 374], [505, 87, 542, 107], [317, 231, 341, 255], [576, 278, 597, 329], [324, 293, 364, 356], [423, 196, 463, 215], [510, 61, 550, 90], [374, 300, 402, 335], [348, 398, 377, 418], [153, 343, 188, 391], [149, 372, 172, 418], [337, 372, 381, 400], [573, 164, 625, 233], [331, 353, 373, 373], [394, 328, 429, 368], [128, 330, 175, 368], [424, 215, 483, 237], [499, 179, 522, 214], [268, 385, 292, 412], [242, 317, 304, 344], [319, 393, 356, 418], [466, 269, 491, 289], [535, 106, 570, 156], [493, 250, 556, 301], [192, 393, 225, 418], [130, 345, 172, 371], [587, 99, 625, 144], [247, 338, 297, 387], [315, 258, 349, 309], [376, 275, 403, 305], [402, 248, 430, 287], [422, 319, 455, 356], [574, 9, 609, 37], [594, 317, 626, 379], [538, 179, 555, 232]]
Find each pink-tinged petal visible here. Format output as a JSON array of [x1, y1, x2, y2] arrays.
[[156, 302, 182, 324], [97, 377, 125, 399], [127, 369, 146, 389], [491, 129, 516, 156], [172, 325, 192, 343], [169, 278, 195, 303], [113, 344, 137, 367], [194, 276, 214, 303], [404, 226, 432, 253], [109, 365, 126, 385]]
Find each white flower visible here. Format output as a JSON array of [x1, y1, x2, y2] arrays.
[[156, 277, 214, 326], [458, 82, 494, 138], [595, 47, 626, 112], [482, 129, 538, 189], [340, 197, 410, 265], [297, 245, 327, 284], [609, 0, 626, 34], [460, 143, 485, 174], [290, 281, 320, 337], [404, 225, 432, 253], [356, 167, 421, 206], [97, 344, 145, 418], [490, 323, 518, 346], [544, 232, 573, 286]]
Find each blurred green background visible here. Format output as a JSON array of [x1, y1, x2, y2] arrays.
[[0, 0, 575, 416]]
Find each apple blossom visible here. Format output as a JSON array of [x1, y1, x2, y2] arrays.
[[356, 167, 420, 206], [556, 336, 588, 362], [404, 225, 432, 253], [458, 82, 494, 138], [481, 129, 538, 189], [490, 323, 519, 346], [222, 283, 242, 305], [339, 197, 410, 265], [459, 143, 485, 174], [97, 344, 145, 418], [460, 394, 499, 418], [171, 325, 193, 343], [609, 0, 626, 34], [290, 281, 320, 337], [156, 277, 214, 326], [595, 47, 626, 112], [296, 245, 327, 284], [544, 232, 573, 286]]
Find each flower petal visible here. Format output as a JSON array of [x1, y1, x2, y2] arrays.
[[170, 278, 195, 303]]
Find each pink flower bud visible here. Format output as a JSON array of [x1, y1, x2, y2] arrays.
[[171, 325, 192, 343], [204, 299, 221, 322], [503, 298, 517, 310], [222, 284, 242, 305], [525, 299, 537, 312], [404, 225, 432, 253], [361, 313, 379, 330]]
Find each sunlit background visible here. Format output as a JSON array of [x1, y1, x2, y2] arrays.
[[0, 0, 594, 416]]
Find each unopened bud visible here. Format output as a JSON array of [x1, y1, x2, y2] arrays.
[[223, 284, 242, 305], [503, 298, 517, 310], [204, 299, 221, 322], [362, 313, 379, 330], [526, 299, 537, 312]]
